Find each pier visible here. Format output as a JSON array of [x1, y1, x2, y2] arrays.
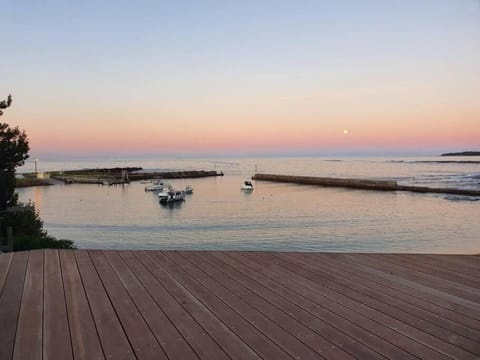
[[51, 170, 223, 185], [252, 173, 480, 197], [1, 250, 479, 359]]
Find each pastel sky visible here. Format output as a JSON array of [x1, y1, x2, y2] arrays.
[[2, 0, 479, 157]]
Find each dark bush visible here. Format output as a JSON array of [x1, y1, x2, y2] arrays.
[[2, 203, 75, 251]]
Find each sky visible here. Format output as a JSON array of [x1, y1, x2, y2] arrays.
[[2, 0, 480, 157]]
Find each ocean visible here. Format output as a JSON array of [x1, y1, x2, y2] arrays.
[[16, 156, 480, 253]]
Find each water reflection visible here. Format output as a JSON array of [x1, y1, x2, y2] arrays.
[[33, 186, 43, 209], [161, 201, 184, 210], [15, 158, 480, 253]]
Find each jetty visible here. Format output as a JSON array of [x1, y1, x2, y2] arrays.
[[0, 250, 479, 359], [50, 169, 223, 185], [129, 170, 223, 181], [252, 173, 480, 197]]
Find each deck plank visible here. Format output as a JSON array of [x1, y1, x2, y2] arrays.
[[225, 252, 424, 360], [2, 250, 479, 360], [165, 251, 324, 360], [317, 253, 480, 330], [277, 252, 480, 357], [431, 255, 480, 271], [212, 251, 421, 360], [287, 252, 480, 344], [399, 254, 480, 285], [0, 251, 13, 294], [265, 252, 479, 359], [60, 249, 104, 360], [89, 250, 166, 359], [0, 251, 29, 360], [13, 250, 43, 360], [122, 251, 233, 360], [365, 254, 480, 300], [74, 250, 134, 360], [335, 253, 480, 319], [43, 249, 73, 360], [103, 250, 199, 360], [186, 251, 371, 360], [150, 251, 295, 360], [241, 252, 456, 360]]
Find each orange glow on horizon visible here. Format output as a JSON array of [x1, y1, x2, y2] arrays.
[[11, 90, 479, 156]]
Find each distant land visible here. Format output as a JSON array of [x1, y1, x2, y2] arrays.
[[441, 151, 480, 156]]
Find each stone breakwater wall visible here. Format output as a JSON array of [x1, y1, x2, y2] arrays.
[[129, 170, 222, 180], [51, 170, 223, 185], [252, 173, 480, 197]]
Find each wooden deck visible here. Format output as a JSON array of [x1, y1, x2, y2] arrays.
[[0, 250, 479, 359]]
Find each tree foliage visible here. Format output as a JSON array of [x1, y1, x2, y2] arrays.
[[4, 204, 76, 250], [0, 123, 30, 172], [0, 94, 30, 208], [0, 94, 12, 116], [0, 94, 76, 250]]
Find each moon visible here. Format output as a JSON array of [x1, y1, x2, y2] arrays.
[[343, 129, 348, 135]]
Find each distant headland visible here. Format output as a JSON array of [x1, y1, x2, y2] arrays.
[[441, 151, 480, 156]]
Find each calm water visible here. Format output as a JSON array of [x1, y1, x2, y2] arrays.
[[17, 156, 480, 253]]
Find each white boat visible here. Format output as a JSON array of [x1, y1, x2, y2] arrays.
[[160, 189, 186, 205], [145, 180, 164, 191], [241, 181, 254, 191], [158, 184, 173, 199], [185, 185, 193, 194], [158, 190, 169, 199]]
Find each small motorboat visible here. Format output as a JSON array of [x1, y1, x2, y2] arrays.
[[158, 184, 173, 199], [158, 190, 169, 199], [241, 181, 254, 191], [185, 185, 193, 194], [160, 189, 186, 205], [145, 180, 164, 192]]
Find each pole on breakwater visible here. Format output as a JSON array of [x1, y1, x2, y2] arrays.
[[252, 173, 480, 197]]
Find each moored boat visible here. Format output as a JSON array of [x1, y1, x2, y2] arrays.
[[160, 189, 186, 205], [241, 180, 254, 191], [145, 180, 164, 191], [158, 190, 169, 199]]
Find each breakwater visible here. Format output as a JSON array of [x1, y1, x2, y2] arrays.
[[252, 173, 480, 197], [129, 170, 223, 181], [15, 178, 54, 188], [51, 170, 223, 185]]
